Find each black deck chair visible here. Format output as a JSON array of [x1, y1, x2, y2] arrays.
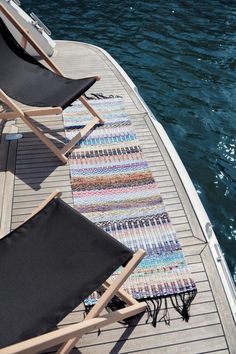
[[0, 4, 104, 163], [0, 191, 146, 354]]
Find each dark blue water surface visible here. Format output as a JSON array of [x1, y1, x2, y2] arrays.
[[23, 0, 236, 282]]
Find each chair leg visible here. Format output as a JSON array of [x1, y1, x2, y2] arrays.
[[79, 95, 104, 124], [60, 116, 100, 155], [24, 95, 105, 159], [0, 111, 19, 120], [0, 89, 68, 163], [23, 96, 104, 161], [56, 250, 146, 354], [21, 114, 68, 164], [0, 89, 23, 120], [2, 303, 146, 354], [0, 90, 105, 163], [60, 95, 104, 156]]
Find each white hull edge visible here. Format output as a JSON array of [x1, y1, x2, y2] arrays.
[[0, 0, 55, 56]]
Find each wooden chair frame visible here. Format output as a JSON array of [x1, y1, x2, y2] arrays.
[[1, 191, 146, 354], [0, 4, 104, 163]]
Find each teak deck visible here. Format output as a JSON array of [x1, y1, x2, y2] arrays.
[[0, 40, 235, 354]]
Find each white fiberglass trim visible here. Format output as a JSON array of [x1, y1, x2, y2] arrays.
[[83, 42, 236, 321], [0, 0, 55, 56]]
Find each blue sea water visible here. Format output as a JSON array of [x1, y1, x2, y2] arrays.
[[23, 0, 236, 282]]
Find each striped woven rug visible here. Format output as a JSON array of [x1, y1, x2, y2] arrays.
[[63, 97, 197, 324]]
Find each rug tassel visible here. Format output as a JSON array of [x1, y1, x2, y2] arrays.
[[158, 297, 170, 325], [145, 298, 162, 327], [84, 93, 122, 100], [170, 290, 197, 322], [144, 290, 197, 326], [145, 300, 152, 324], [83, 304, 91, 318], [152, 298, 162, 327]]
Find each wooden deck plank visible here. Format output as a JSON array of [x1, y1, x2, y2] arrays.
[[0, 124, 17, 238], [77, 337, 227, 354], [76, 324, 225, 353], [0, 124, 9, 237], [63, 298, 218, 323], [77, 313, 221, 341], [206, 351, 229, 354]]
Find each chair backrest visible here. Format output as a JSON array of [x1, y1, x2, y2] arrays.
[[0, 18, 49, 103], [0, 198, 133, 348]]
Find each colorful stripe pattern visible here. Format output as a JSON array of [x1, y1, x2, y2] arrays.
[[64, 98, 197, 307]]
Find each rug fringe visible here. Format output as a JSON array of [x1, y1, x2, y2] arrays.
[[169, 289, 197, 322], [145, 289, 197, 327], [84, 289, 197, 331], [84, 92, 122, 100], [157, 297, 170, 326]]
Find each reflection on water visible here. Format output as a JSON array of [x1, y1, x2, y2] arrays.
[[23, 0, 236, 282]]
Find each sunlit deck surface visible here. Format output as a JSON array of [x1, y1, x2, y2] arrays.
[[0, 40, 235, 353]]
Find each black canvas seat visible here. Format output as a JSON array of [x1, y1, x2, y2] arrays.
[[0, 193, 146, 353], [0, 3, 104, 163], [0, 19, 96, 109]]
